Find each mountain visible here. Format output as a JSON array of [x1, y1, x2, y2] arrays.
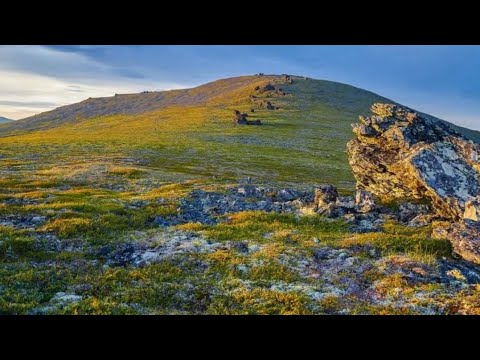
[[0, 74, 478, 192], [0, 116, 12, 123]]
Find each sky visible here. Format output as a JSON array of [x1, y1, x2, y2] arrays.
[[1, 45, 480, 130]]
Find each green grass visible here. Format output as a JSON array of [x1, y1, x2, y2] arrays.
[[340, 221, 452, 264]]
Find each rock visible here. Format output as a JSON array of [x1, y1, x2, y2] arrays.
[[232, 109, 261, 125], [256, 83, 275, 93], [314, 184, 338, 208], [398, 202, 430, 222], [432, 221, 480, 264], [231, 241, 249, 253], [237, 185, 257, 197], [464, 198, 480, 221], [314, 247, 335, 261], [347, 103, 480, 221], [355, 219, 377, 233], [276, 188, 299, 202], [408, 214, 436, 227], [51, 292, 83, 305], [31, 216, 46, 225], [262, 101, 275, 110], [355, 189, 375, 213]]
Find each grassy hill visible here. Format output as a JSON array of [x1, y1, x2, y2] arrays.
[[0, 75, 397, 192], [1, 74, 477, 192], [0, 116, 12, 124]]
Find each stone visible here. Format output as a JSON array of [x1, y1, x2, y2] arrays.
[[348, 103, 480, 221], [232, 110, 261, 125], [432, 221, 480, 264], [314, 184, 338, 208], [256, 83, 275, 93], [276, 188, 299, 202], [51, 292, 83, 305], [231, 241, 249, 253], [398, 202, 430, 222], [408, 214, 436, 227], [31, 216, 45, 224], [464, 198, 480, 221], [262, 101, 275, 110], [355, 189, 375, 213]]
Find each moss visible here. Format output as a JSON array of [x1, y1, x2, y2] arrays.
[[207, 287, 312, 315]]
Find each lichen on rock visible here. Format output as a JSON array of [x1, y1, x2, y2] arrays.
[[348, 103, 480, 264], [347, 103, 480, 221]]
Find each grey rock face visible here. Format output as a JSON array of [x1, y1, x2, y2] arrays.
[[347, 103, 480, 264]]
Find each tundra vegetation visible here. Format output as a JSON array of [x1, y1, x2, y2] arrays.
[[1, 75, 479, 315]]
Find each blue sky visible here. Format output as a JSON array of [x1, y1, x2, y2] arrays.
[[1, 45, 480, 130]]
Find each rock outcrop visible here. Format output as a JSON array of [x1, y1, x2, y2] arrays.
[[232, 110, 261, 125], [348, 103, 480, 263], [347, 103, 480, 221]]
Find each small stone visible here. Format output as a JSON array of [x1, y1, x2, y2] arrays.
[[464, 198, 480, 222], [237, 264, 248, 273], [51, 292, 83, 305], [276, 189, 299, 202], [31, 216, 45, 224], [314, 184, 338, 208], [355, 189, 375, 213], [231, 241, 249, 253]]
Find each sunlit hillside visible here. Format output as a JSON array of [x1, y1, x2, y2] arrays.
[[0, 75, 399, 191]]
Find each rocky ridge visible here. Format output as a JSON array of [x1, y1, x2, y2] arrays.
[[347, 103, 480, 264]]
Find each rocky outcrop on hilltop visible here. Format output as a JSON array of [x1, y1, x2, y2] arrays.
[[347, 103, 480, 263]]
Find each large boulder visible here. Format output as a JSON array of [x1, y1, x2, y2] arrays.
[[347, 103, 480, 221]]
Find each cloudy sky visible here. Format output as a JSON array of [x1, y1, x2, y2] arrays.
[[1, 45, 480, 130]]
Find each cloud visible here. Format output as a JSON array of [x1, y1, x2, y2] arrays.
[[0, 100, 58, 108], [0, 46, 191, 120]]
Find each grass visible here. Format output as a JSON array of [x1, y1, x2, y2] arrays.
[[340, 221, 452, 264]]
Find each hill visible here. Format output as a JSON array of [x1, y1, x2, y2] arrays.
[[0, 75, 394, 191], [0, 116, 12, 124], [1, 74, 477, 192], [2, 74, 480, 315]]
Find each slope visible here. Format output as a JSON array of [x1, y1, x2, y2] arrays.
[[0, 116, 12, 124]]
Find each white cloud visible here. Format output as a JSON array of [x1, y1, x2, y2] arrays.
[[0, 46, 190, 119]]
